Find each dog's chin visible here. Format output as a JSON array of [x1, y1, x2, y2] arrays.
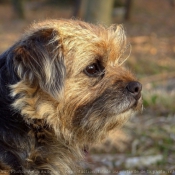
[[112, 97, 143, 117], [102, 109, 135, 135]]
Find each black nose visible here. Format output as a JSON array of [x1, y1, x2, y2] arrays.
[[126, 81, 142, 100]]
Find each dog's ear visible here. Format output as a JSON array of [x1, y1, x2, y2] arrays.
[[13, 28, 65, 99]]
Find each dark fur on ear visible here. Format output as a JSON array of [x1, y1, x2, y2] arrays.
[[13, 28, 65, 99]]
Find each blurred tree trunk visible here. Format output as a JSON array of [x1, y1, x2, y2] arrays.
[[84, 0, 114, 26], [73, 0, 81, 17], [11, 0, 25, 19], [124, 0, 133, 21], [169, 0, 175, 7], [73, 0, 86, 19]]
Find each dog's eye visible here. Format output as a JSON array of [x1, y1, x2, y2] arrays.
[[84, 62, 104, 77], [86, 64, 99, 75]]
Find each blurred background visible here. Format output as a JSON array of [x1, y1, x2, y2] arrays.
[[0, 0, 175, 174]]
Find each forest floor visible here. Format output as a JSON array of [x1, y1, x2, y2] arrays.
[[0, 0, 175, 174]]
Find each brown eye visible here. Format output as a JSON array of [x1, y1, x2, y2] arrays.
[[86, 63, 98, 74], [84, 61, 104, 77]]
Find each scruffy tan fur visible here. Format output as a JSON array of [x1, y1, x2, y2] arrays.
[[0, 19, 142, 175]]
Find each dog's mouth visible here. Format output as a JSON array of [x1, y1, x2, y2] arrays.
[[129, 96, 142, 110], [83, 146, 89, 156], [111, 96, 143, 116]]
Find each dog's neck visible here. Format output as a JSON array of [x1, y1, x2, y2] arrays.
[[0, 102, 82, 174]]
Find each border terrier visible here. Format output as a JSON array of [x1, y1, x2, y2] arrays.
[[0, 19, 142, 175]]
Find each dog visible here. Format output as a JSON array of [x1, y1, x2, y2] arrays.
[[0, 19, 142, 175]]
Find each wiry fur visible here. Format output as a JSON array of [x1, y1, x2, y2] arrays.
[[0, 19, 142, 175]]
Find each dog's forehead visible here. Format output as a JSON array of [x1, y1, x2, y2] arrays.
[[56, 20, 127, 65], [29, 20, 128, 66]]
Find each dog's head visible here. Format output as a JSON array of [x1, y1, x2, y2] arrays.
[[10, 20, 142, 144]]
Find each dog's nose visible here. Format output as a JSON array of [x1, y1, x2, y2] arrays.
[[126, 81, 142, 100]]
